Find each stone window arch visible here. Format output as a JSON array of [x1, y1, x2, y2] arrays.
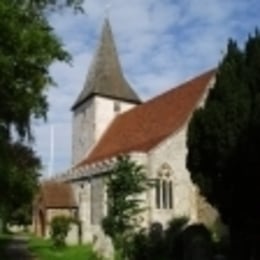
[[155, 163, 174, 209]]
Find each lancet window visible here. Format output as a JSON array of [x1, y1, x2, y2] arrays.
[[155, 163, 174, 209]]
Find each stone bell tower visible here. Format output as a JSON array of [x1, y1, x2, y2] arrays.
[[71, 19, 141, 165]]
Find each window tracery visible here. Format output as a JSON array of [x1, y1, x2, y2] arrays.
[[155, 163, 174, 209]]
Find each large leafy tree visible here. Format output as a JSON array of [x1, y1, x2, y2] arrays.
[[187, 31, 260, 259], [0, 141, 41, 226], [0, 0, 83, 138], [102, 155, 151, 258], [0, 0, 83, 226]]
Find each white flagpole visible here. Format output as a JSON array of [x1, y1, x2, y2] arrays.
[[48, 124, 54, 179]]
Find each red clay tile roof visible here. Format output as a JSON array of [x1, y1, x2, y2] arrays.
[[40, 181, 77, 208], [78, 69, 216, 167]]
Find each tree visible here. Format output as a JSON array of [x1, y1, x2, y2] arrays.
[[0, 0, 83, 138], [0, 0, 83, 227], [0, 141, 41, 228], [102, 155, 151, 258], [187, 30, 260, 260]]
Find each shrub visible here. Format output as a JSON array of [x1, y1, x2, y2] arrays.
[[128, 229, 148, 260], [50, 215, 71, 247]]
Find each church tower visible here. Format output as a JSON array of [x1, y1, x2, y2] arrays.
[[71, 19, 141, 165]]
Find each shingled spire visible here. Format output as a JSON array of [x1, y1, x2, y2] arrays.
[[72, 19, 141, 110]]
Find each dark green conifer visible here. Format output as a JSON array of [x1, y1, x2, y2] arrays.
[[187, 31, 260, 260]]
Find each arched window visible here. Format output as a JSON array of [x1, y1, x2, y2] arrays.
[[168, 180, 173, 209], [162, 180, 167, 209], [155, 179, 161, 209], [155, 163, 174, 209]]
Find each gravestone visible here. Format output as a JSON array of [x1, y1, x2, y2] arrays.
[[182, 224, 213, 260]]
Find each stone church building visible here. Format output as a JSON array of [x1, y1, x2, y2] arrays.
[[33, 19, 218, 249]]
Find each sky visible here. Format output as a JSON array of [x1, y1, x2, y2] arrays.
[[33, 0, 260, 178]]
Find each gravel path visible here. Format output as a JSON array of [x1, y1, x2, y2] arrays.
[[4, 235, 34, 260]]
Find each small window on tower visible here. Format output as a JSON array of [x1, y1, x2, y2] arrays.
[[114, 101, 121, 112]]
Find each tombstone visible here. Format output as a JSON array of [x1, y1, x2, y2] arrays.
[[149, 222, 164, 241], [148, 222, 164, 260], [182, 224, 213, 260], [92, 229, 114, 259]]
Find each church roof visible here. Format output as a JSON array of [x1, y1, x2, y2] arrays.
[[72, 19, 141, 110], [78, 69, 216, 167], [40, 181, 77, 208]]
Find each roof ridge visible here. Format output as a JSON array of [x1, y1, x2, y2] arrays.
[[146, 68, 216, 102], [116, 68, 216, 119]]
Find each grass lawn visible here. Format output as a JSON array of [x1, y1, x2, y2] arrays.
[[28, 236, 103, 260]]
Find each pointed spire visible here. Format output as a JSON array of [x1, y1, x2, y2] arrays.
[[72, 19, 141, 110]]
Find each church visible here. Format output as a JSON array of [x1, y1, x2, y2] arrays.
[[33, 18, 219, 250]]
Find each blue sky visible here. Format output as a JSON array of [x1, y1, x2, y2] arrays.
[[33, 0, 260, 178]]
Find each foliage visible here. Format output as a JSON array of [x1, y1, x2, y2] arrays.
[[9, 204, 33, 226], [17, 0, 84, 13], [0, 0, 81, 138], [28, 235, 103, 260], [0, 0, 83, 228], [187, 30, 260, 259], [50, 216, 72, 248], [127, 228, 149, 260], [0, 141, 41, 228], [102, 155, 151, 257]]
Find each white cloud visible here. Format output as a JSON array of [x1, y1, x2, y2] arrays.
[[33, 0, 260, 176]]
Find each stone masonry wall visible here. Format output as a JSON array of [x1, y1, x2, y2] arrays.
[[72, 99, 95, 165], [91, 176, 105, 225], [94, 96, 136, 144], [72, 96, 136, 165], [148, 126, 197, 227]]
